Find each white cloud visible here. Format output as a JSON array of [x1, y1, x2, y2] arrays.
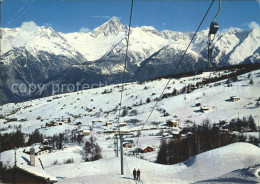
[[91, 15, 110, 19], [248, 21, 260, 29], [79, 27, 91, 33], [20, 21, 37, 32]]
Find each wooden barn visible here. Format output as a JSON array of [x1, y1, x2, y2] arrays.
[[200, 106, 210, 112], [106, 121, 113, 126], [166, 120, 178, 127], [137, 146, 155, 153], [119, 123, 127, 127], [123, 142, 132, 148], [123, 140, 134, 148], [230, 96, 240, 102]]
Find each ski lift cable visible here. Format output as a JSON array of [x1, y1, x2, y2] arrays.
[[213, 0, 221, 22], [207, 0, 221, 68], [117, 0, 134, 131], [135, 0, 216, 143]]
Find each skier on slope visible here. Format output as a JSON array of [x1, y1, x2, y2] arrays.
[[133, 168, 137, 180]]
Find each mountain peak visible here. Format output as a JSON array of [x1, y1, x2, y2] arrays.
[[108, 16, 121, 24], [91, 16, 125, 36]]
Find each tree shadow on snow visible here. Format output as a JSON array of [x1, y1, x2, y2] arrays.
[[194, 177, 258, 184], [184, 155, 197, 167], [193, 110, 202, 113], [225, 99, 232, 102]]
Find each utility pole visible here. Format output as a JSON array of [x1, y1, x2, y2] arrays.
[[13, 147, 17, 184], [114, 132, 132, 175], [257, 120, 260, 145], [114, 134, 119, 157], [120, 134, 124, 175]]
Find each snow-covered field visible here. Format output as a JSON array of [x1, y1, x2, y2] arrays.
[[1, 69, 260, 183], [1, 143, 260, 183]]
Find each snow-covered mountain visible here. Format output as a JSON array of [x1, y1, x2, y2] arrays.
[[1, 17, 260, 104]]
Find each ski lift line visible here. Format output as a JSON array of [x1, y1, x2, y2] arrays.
[[207, 0, 221, 69], [135, 0, 216, 143], [117, 0, 134, 132]]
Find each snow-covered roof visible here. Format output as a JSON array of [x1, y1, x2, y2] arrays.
[[24, 145, 41, 153], [201, 106, 210, 110], [138, 145, 155, 150], [230, 96, 240, 99], [17, 164, 57, 182], [83, 129, 91, 133]]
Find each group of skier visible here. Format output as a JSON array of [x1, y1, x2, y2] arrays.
[[133, 168, 141, 180]]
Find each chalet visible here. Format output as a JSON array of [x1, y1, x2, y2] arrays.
[[122, 139, 134, 149], [23, 145, 52, 156], [230, 96, 240, 102], [137, 146, 155, 153], [46, 121, 57, 127], [61, 119, 68, 123], [119, 123, 127, 127], [166, 120, 178, 127], [106, 121, 113, 126], [123, 142, 132, 148], [1, 166, 57, 184], [83, 130, 92, 136], [78, 129, 92, 136], [187, 85, 197, 93], [172, 130, 181, 140], [162, 133, 169, 137], [200, 106, 210, 112]]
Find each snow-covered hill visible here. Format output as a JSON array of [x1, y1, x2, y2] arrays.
[[1, 68, 260, 183], [0, 69, 259, 134]]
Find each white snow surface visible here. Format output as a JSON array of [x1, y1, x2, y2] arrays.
[[1, 69, 260, 183], [2, 142, 259, 183]]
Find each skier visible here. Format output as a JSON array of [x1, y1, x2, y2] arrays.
[[133, 168, 137, 180], [137, 169, 141, 180]]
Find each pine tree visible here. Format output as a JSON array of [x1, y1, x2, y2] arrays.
[[248, 115, 256, 131], [249, 78, 254, 85], [156, 139, 168, 164]]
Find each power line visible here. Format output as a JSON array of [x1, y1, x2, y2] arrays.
[[136, 0, 216, 143], [117, 0, 134, 130]]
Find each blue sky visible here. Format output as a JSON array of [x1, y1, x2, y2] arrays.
[[1, 0, 260, 33]]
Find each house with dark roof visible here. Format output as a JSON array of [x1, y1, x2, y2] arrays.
[[1, 166, 57, 184]]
